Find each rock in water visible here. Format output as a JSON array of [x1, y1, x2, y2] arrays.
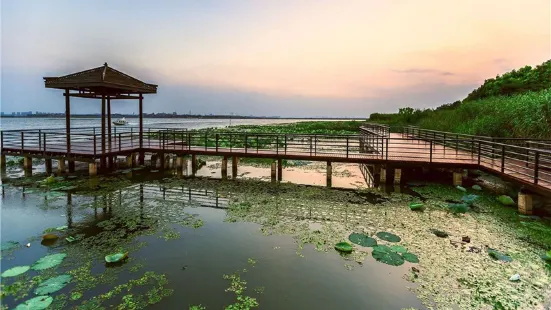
[[430, 229, 449, 238], [462, 236, 471, 243]]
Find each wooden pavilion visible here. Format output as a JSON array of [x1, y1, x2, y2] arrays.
[[44, 63, 157, 171]]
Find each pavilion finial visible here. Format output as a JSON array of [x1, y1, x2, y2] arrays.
[[104, 62, 108, 67], [102, 63, 108, 81]]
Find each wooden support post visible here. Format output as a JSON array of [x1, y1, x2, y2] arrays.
[[45, 159, 52, 175], [101, 94, 106, 171], [394, 168, 401, 184], [232, 156, 238, 179], [176, 156, 183, 169], [89, 163, 98, 176], [453, 171, 463, 186], [271, 161, 276, 183], [191, 154, 197, 176], [159, 153, 166, 170], [373, 164, 381, 185], [68, 160, 75, 172], [139, 94, 144, 165], [518, 193, 533, 215], [65, 89, 71, 161], [58, 159, 66, 174], [326, 161, 332, 188], [277, 158, 283, 181], [150, 154, 158, 168], [222, 156, 228, 179], [107, 97, 113, 169], [0, 154, 5, 172], [23, 156, 32, 171]]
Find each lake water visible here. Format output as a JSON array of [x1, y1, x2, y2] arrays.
[[0, 174, 425, 310], [0, 117, 347, 131]]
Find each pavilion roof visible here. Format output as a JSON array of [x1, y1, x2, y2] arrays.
[[44, 63, 157, 94]]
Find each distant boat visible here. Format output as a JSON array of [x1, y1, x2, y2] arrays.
[[113, 117, 128, 126]]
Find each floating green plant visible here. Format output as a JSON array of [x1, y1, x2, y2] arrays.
[[487, 248, 512, 263], [14, 295, 53, 310], [1, 266, 30, 278], [31, 253, 67, 271], [401, 252, 419, 263], [372, 245, 404, 266], [1, 241, 20, 251], [335, 242, 353, 253], [497, 195, 515, 206], [390, 245, 407, 253], [409, 202, 424, 211], [34, 274, 72, 295], [105, 252, 129, 264], [348, 233, 377, 247], [376, 232, 401, 243]]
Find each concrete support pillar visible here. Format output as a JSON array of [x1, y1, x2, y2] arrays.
[[271, 161, 276, 183], [518, 193, 533, 215], [126, 153, 134, 168], [23, 156, 32, 171], [221, 156, 228, 179], [231, 156, 238, 179], [68, 160, 75, 173], [89, 163, 98, 176], [277, 158, 283, 181], [159, 153, 166, 170], [0, 154, 6, 172], [326, 161, 332, 188], [58, 159, 66, 174], [394, 168, 402, 185], [45, 159, 53, 175], [453, 171, 463, 186], [191, 154, 197, 176]]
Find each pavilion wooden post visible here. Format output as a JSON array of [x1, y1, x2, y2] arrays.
[[65, 89, 75, 172], [139, 93, 144, 165], [107, 96, 113, 169], [101, 94, 107, 171]]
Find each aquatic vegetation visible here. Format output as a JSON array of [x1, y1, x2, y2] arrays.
[[497, 195, 515, 206], [487, 249, 513, 263], [348, 233, 377, 247], [42, 234, 59, 241], [456, 186, 467, 192], [376, 231, 401, 243], [247, 258, 257, 267], [334, 242, 353, 253], [105, 252, 129, 264], [472, 185, 482, 191], [1, 266, 30, 278], [223, 271, 259, 310], [31, 253, 67, 271], [34, 274, 72, 295], [189, 305, 206, 310], [390, 245, 407, 254], [408, 202, 424, 211], [14, 295, 53, 310], [401, 253, 419, 263], [1, 241, 20, 251], [372, 245, 404, 266]]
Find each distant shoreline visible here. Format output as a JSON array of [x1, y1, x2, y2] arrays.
[[1, 115, 364, 120]]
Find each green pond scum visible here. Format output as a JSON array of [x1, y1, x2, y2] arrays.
[[2, 167, 551, 309]]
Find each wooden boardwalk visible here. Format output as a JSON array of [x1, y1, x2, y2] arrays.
[[2, 127, 551, 194]]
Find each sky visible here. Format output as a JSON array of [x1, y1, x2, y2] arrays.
[[1, 0, 550, 117]]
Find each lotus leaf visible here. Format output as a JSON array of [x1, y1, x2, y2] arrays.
[[105, 252, 129, 263], [1, 241, 20, 251], [348, 233, 377, 247], [376, 231, 401, 243], [472, 185, 482, 191], [1, 266, 30, 278], [31, 253, 67, 271], [497, 195, 515, 206], [34, 274, 72, 295], [448, 203, 470, 214], [488, 248, 512, 262], [456, 186, 467, 192], [15, 296, 53, 310], [390, 245, 407, 253], [461, 194, 479, 205], [56, 226, 68, 231], [402, 252, 419, 263], [334, 242, 353, 253], [372, 245, 404, 266], [409, 202, 424, 211]]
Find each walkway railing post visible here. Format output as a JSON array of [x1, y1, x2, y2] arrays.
[[429, 140, 433, 163], [276, 136, 279, 154], [188, 132, 191, 151], [205, 132, 208, 150], [39, 129, 42, 151], [21, 132, 24, 154], [534, 152, 540, 184], [119, 134, 122, 152], [284, 135, 287, 154], [216, 133, 219, 152], [93, 135, 97, 156], [257, 135, 259, 153], [314, 134, 317, 155], [43, 133, 47, 154], [477, 141, 481, 165], [346, 137, 349, 158], [385, 137, 389, 160], [245, 134, 248, 154], [309, 136, 312, 156], [501, 145, 505, 173]]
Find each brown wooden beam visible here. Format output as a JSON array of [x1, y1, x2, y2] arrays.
[[63, 93, 142, 100]]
